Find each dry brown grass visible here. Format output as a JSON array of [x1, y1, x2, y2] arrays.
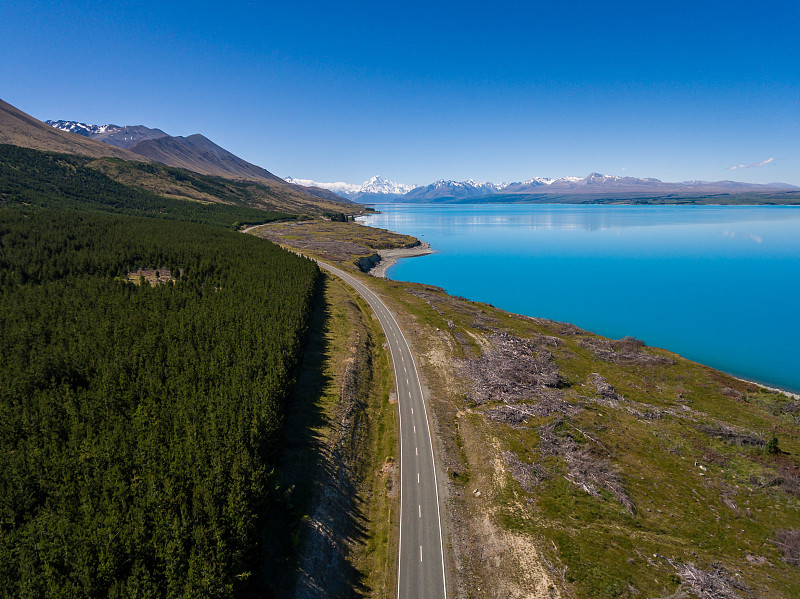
[[252, 220, 419, 265]]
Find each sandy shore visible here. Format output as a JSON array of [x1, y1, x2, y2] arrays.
[[369, 242, 434, 278]]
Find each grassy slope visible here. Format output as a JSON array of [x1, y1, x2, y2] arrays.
[[87, 158, 360, 216], [0, 144, 291, 229], [1, 144, 365, 230], [259, 223, 800, 598]]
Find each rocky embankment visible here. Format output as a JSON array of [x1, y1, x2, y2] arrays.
[[355, 241, 433, 277]]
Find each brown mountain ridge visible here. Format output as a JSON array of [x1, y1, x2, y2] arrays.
[[0, 98, 151, 162], [43, 110, 347, 204], [1, 98, 357, 216], [125, 134, 348, 204]]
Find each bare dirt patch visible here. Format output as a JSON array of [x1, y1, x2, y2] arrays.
[[378, 457, 398, 499], [470, 514, 562, 599]]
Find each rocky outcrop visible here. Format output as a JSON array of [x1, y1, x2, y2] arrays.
[[354, 252, 381, 272]]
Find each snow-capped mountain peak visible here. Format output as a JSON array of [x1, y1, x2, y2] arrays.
[[521, 176, 555, 186], [284, 177, 361, 194], [284, 175, 415, 198], [286, 171, 798, 203], [426, 179, 508, 191], [359, 175, 416, 195]]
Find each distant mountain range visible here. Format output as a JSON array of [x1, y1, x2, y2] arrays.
[[46, 119, 346, 204], [7, 102, 799, 207], [286, 172, 799, 204], [285, 175, 416, 202]]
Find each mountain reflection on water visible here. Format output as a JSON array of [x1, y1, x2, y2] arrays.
[[365, 203, 798, 234]]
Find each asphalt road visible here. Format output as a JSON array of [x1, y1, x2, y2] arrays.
[[317, 262, 447, 599]]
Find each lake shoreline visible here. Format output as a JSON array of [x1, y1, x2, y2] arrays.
[[368, 241, 434, 278], [359, 204, 800, 397], [730, 376, 800, 400]]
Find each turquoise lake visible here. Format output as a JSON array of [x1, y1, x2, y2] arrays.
[[358, 204, 800, 393]]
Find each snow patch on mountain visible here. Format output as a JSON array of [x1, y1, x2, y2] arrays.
[[46, 120, 122, 136], [46, 120, 169, 149]]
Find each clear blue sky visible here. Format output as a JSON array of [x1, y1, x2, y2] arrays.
[[2, 0, 798, 185]]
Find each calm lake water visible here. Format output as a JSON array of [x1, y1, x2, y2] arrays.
[[358, 204, 800, 393]]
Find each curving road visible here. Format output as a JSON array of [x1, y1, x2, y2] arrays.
[[317, 261, 447, 599]]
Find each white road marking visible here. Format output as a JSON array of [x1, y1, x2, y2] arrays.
[[315, 262, 448, 599], [416, 447, 418, 456], [418, 472, 420, 483], [414, 425, 416, 433], [419, 505, 421, 518]]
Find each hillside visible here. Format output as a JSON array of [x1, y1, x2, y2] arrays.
[[0, 98, 360, 218], [0, 144, 293, 228], [0, 99, 150, 162], [47, 116, 347, 204], [1, 98, 352, 213], [128, 133, 288, 182], [86, 155, 359, 216]]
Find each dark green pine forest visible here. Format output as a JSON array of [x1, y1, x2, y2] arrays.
[[0, 144, 293, 228], [0, 145, 321, 597]]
